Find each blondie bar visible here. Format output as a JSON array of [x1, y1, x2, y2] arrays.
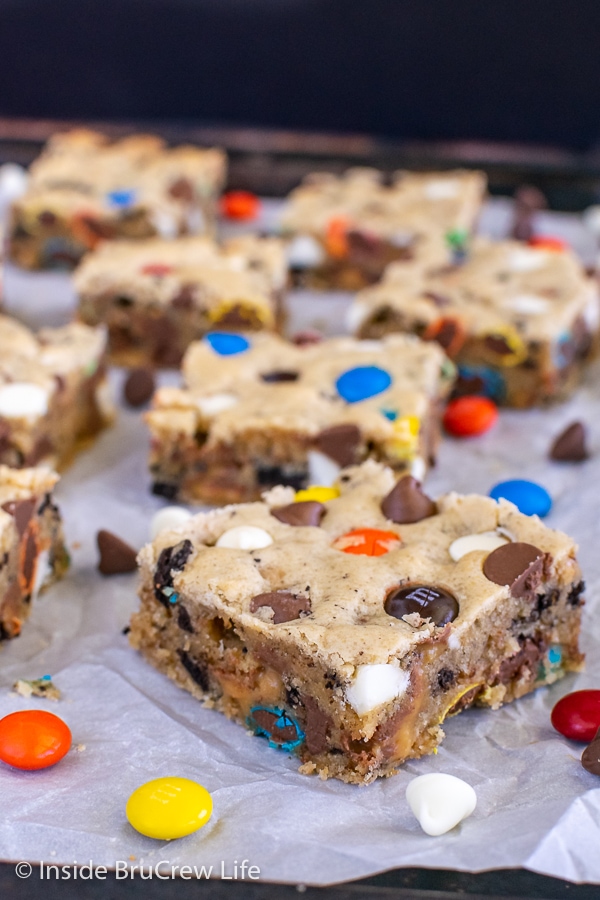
[[0, 465, 69, 641], [349, 238, 599, 407], [7, 129, 226, 269], [281, 167, 486, 289], [146, 332, 453, 504], [74, 235, 287, 367], [0, 315, 113, 468], [130, 460, 584, 783]]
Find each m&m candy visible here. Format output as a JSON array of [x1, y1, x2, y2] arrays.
[[126, 777, 213, 840], [0, 710, 72, 770], [333, 528, 400, 557], [489, 479, 552, 518], [551, 690, 600, 743], [336, 366, 392, 403], [443, 396, 498, 437], [220, 191, 260, 221], [205, 332, 250, 356]]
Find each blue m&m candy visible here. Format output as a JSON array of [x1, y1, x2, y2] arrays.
[[106, 189, 137, 208], [489, 479, 552, 518], [336, 366, 392, 403], [205, 333, 250, 356]]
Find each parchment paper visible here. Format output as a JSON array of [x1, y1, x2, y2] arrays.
[[0, 199, 600, 886]]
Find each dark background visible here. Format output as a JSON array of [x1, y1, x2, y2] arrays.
[[0, 0, 598, 150]]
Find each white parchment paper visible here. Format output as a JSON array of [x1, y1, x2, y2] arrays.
[[0, 199, 600, 886]]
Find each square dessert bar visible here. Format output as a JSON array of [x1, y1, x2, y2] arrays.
[[130, 460, 584, 784], [280, 167, 487, 289], [8, 129, 227, 269], [73, 235, 288, 367], [0, 465, 69, 641], [0, 315, 113, 468], [349, 238, 600, 407], [146, 332, 453, 504]]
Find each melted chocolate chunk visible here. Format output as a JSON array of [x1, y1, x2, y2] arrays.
[[582, 727, 600, 776], [171, 284, 195, 310], [482, 542, 545, 599], [38, 210, 57, 227], [251, 709, 299, 744], [97, 530, 138, 576], [2, 498, 37, 537], [177, 605, 194, 633], [22, 528, 38, 591], [271, 501, 325, 528], [250, 590, 311, 624], [433, 319, 461, 352], [549, 422, 589, 462], [496, 635, 546, 685], [169, 177, 195, 202], [381, 476, 436, 524], [314, 424, 361, 467], [154, 539, 193, 603], [485, 334, 513, 356], [301, 695, 332, 754], [177, 649, 209, 691], [385, 584, 459, 626], [123, 368, 155, 408], [260, 370, 299, 383]]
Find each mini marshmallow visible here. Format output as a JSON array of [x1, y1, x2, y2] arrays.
[[150, 506, 193, 540], [449, 531, 509, 562], [307, 450, 341, 487], [345, 664, 410, 716], [424, 179, 459, 200], [503, 294, 550, 315], [196, 393, 238, 416], [286, 234, 325, 269], [410, 457, 427, 483], [406, 773, 477, 836], [506, 248, 545, 272], [0, 383, 49, 419], [150, 211, 178, 239], [216, 525, 273, 550], [345, 301, 371, 334]]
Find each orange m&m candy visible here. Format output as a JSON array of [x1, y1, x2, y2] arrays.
[[220, 191, 260, 220], [443, 396, 498, 438], [325, 216, 350, 258], [333, 528, 401, 557], [0, 710, 72, 770], [528, 236, 567, 252]]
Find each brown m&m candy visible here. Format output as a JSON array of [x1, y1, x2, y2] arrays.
[[482, 542, 544, 599], [381, 476, 437, 524], [250, 591, 311, 624], [385, 584, 459, 626]]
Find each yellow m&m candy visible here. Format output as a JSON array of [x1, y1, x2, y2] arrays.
[[126, 777, 213, 840], [294, 485, 339, 503]]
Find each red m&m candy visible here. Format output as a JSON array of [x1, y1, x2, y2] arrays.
[[551, 690, 600, 743], [0, 710, 72, 770], [443, 396, 498, 437], [220, 191, 260, 221]]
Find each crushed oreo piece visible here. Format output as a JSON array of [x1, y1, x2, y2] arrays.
[[260, 370, 299, 383], [567, 580, 585, 607], [437, 668, 456, 691], [152, 482, 179, 500], [177, 605, 194, 633], [314, 424, 361, 467], [97, 530, 138, 576], [549, 422, 589, 462], [177, 649, 209, 691], [271, 501, 325, 528], [385, 584, 459, 626], [250, 590, 311, 624], [153, 539, 193, 604], [482, 542, 545, 599], [123, 367, 155, 408], [381, 475, 437, 524]]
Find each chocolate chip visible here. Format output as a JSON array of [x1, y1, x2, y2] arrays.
[[385, 584, 459, 626], [250, 590, 311, 624], [97, 530, 138, 575], [314, 424, 361, 467], [549, 422, 589, 462], [271, 501, 325, 527], [381, 476, 437, 524], [482, 542, 545, 599], [2, 498, 37, 537], [38, 210, 57, 227], [169, 177, 195, 202], [171, 284, 195, 310], [582, 727, 600, 776], [260, 371, 299, 383], [123, 367, 155, 408], [432, 320, 461, 351]]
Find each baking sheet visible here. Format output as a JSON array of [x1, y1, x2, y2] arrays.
[[0, 198, 600, 886]]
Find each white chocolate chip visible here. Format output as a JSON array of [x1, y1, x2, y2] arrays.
[[424, 179, 459, 200], [353, 340, 384, 352], [410, 457, 426, 483], [286, 234, 325, 268], [503, 294, 550, 315], [195, 393, 238, 416], [406, 773, 477, 836], [307, 450, 341, 487], [0, 163, 28, 209], [345, 300, 371, 334], [150, 210, 178, 239], [216, 525, 273, 550], [449, 531, 509, 562], [31, 549, 51, 600], [582, 294, 600, 332], [506, 248, 545, 272], [0, 383, 49, 419], [150, 506, 193, 540], [345, 664, 410, 716]]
